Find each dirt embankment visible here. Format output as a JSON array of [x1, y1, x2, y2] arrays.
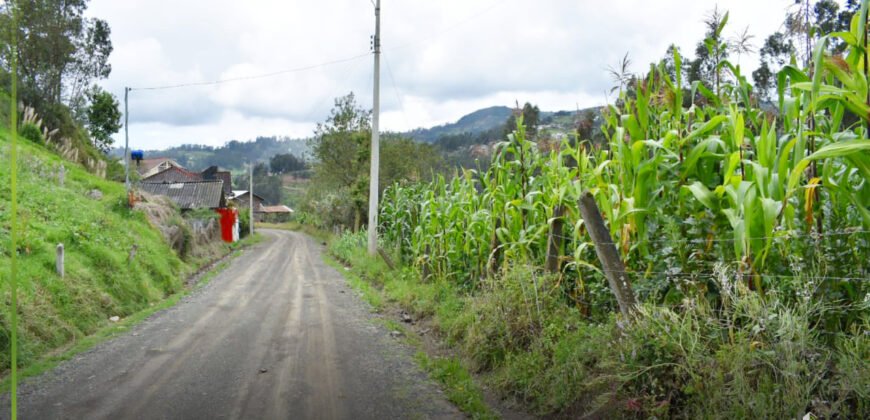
[[133, 192, 226, 261]]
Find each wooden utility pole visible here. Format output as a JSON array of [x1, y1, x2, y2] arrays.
[[578, 192, 636, 317], [124, 87, 130, 193], [367, 0, 381, 256]]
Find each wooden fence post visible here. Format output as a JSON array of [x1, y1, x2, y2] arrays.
[[487, 218, 502, 277], [58, 164, 65, 187], [421, 244, 432, 281], [378, 248, 396, 270], [56, 243, 64, 278], [546, 205, 565, 274], [578, 192, 636, 317]]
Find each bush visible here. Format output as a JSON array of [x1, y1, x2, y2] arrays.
[[609, 278, 869, 418], [238, 208, 251, 238], [19, 122, 43, 144]]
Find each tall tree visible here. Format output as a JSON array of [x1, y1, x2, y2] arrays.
[[85, 86, 121, 153], [752, 32, 796, 101], [752, 0, 860, 101], [503, 102, 541, 139], [308, 93, 372, 230], [0, 0, 112, 119], [270, 153, 306, 174], [234, 162, 283, 205]]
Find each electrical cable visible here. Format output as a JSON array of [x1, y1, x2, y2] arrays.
[[130, 52, 371, 91]]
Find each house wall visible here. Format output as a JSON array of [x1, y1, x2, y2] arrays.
[[231, 195, 266, 222]]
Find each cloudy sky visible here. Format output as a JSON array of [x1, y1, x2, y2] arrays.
[[88, 0, 797, 150]]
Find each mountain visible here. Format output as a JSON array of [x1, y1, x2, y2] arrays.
[[112, 136, 309, 172], [403, 106, 513, 143], [114, 104, 605, 172]]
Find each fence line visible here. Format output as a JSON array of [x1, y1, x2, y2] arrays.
[[546, 228, 870, 247]]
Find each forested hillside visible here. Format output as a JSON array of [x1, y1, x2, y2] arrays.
[[112, 136, 309, 171], [404, 106, 513, 143]]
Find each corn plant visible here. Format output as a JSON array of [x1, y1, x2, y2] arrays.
[[379, 2, 869, 311]]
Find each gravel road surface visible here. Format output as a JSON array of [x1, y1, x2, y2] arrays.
[[1, 229, 461, 419]]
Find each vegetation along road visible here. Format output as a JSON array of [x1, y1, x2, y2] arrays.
[[0, 230, 460, 419]]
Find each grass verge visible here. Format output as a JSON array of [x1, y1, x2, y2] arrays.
[[325, 230, 870, 418], [323, 230, 499, 419]]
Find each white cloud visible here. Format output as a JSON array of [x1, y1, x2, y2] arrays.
[[87, 0, 798, 149]]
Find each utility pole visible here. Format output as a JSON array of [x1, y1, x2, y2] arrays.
[[249, 162, 254, 237], [367, 0, 381, 256], [124, 87, 130, 193]]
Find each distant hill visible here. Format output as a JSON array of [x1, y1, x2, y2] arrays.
[[112, 136, 309, 172], [404, 106, 513, 143], [118, 104, 605, 172]]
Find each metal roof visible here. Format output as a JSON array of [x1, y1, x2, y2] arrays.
[[140, 181, 226, 209], [143, 166, 204, 183], [262, 205, 294, 213]]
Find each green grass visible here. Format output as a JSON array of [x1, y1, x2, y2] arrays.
[[415, 352, 497, 420], [323, 255, 384, 311], [324, 230, 870, 418]]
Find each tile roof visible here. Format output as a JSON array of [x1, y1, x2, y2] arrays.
[[139, 181, 226, 209]]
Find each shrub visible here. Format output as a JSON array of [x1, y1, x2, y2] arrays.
[[19, 122, 43, 144]]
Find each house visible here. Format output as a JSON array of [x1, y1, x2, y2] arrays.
[[261, 205, 294, 223], [136, 158, 183, 178], [142, 166, 204, 183], [230, 190, 266, 220], [201, 166, 233, 195], [139, 181, 227, 210]]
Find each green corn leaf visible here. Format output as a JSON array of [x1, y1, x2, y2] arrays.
[[776, 65, 809, 111], [811, 36, 829, 100], [685, 182, 718, 211], [684, 115, 728, 144], [787, 139, 870, 195]]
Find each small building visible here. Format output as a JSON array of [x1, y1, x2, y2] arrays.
[[136, 158, 183, 178], [230, 190, 266, 220], [140, 181, 227, 210], [261, 205, 294, 223]]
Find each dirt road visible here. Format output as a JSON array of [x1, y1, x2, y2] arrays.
[[1, 230, 461, 419]]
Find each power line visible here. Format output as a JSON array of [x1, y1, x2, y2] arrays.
[[383, 52, 410, 130], [130, 52, 371, 91], [387, 0, 511, 52]]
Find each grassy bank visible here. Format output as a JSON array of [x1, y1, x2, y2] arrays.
[[327, 231, 868, 418], [325, 231, 499, 419], [0, 129, 252, 379]]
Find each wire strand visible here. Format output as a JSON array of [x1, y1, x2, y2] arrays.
[[383, 52, 410, 130], [546, 229, 870, 246], [130, 53, 371, 91]]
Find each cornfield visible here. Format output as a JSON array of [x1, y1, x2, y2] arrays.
[[380, 6, 870, 315]]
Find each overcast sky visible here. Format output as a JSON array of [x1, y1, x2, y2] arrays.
[[88, 0, 799, 150]]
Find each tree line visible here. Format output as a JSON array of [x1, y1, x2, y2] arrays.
[[1, 0, 122, 158]]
